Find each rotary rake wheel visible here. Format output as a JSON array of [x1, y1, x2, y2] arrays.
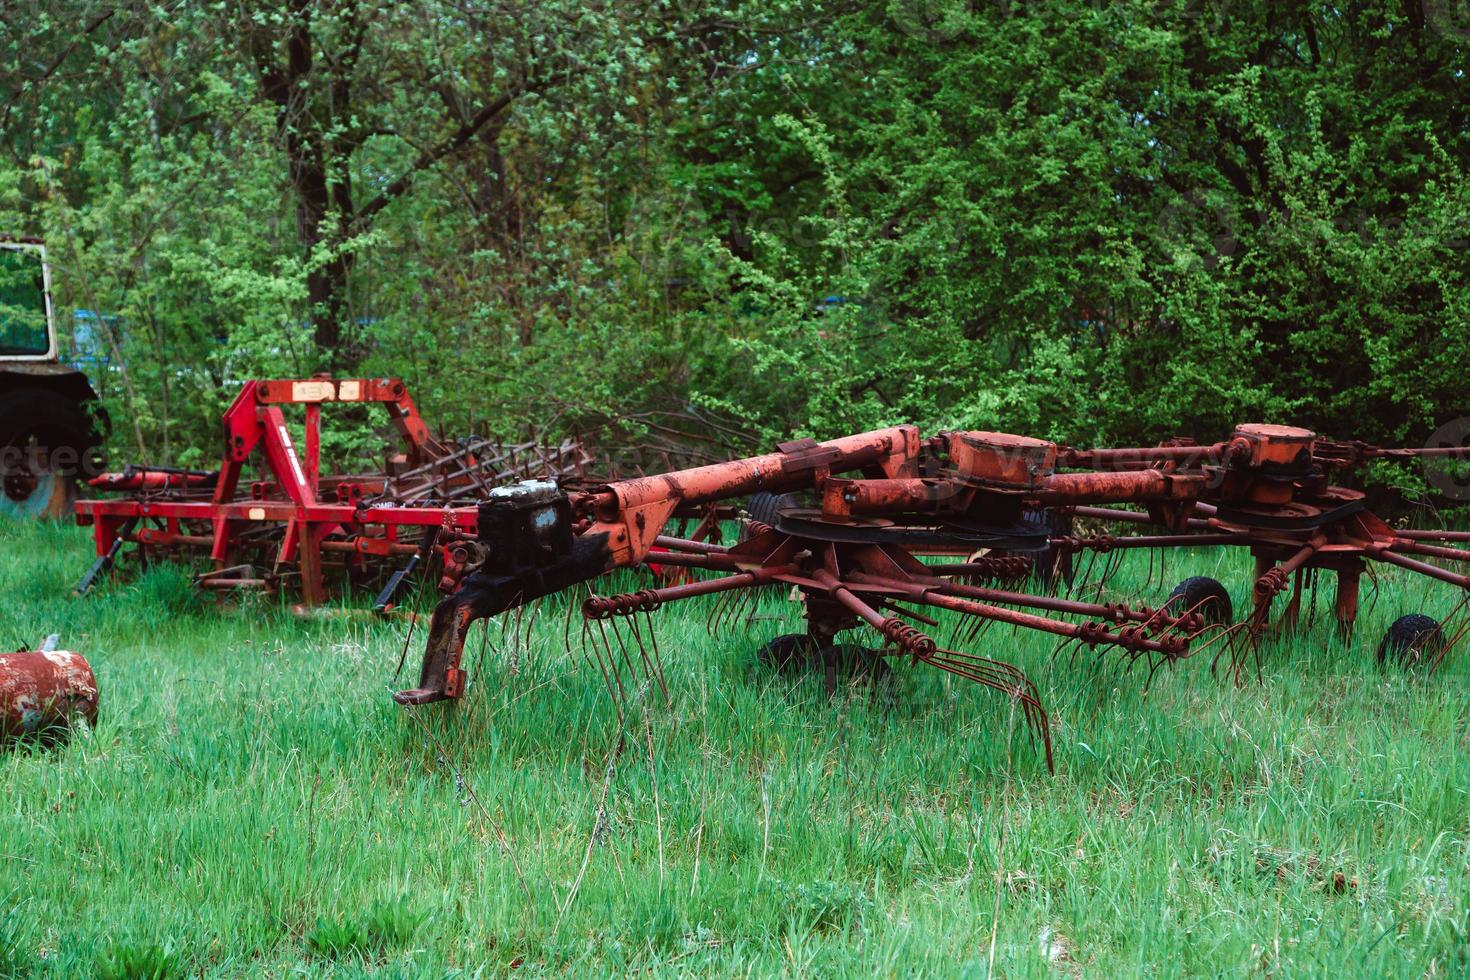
[[1050, 424, 1470, 680], [403, 428, 1222, 772]]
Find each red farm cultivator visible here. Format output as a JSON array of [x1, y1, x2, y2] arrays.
[[72, 378, 589, 609]]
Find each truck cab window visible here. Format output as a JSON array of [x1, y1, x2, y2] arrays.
[[0, 247, 52, 357]]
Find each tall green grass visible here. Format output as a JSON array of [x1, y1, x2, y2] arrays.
[[1, 519, 1466, 976]]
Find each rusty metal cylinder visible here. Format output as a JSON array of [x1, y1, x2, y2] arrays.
[[0, 650, 99, 743]]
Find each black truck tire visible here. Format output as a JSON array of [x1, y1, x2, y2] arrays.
[[0, 387, 97, 519]]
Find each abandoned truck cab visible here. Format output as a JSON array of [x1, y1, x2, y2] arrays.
[[0, 236, 105, 518]]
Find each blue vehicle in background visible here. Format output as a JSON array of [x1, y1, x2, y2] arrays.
[[0, 236, 105, 518]]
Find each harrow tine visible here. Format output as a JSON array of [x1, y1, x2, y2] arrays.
[[1047, 634, 1080, 669], [1069, 549, 1099, 602], [562, 584, 584, 654], [390, 597, 419, 683], [592, 633, 628, 727], [702, 587, 728, 637]]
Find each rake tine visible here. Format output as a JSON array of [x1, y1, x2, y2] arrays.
[[511, 602, 526, 672], [1069, 549, 1099, 601], [562, 583, 585, 653], [607, 616, 643, 693], [585, 619, 626, 726], [1430, 592, 1470, 674], [1046, 634, 1071, 667], [1208, 622, 1247, 680], [1364, 564, 1382, 619], [704, 587, 730, 637], [586, 623, 616, 707], [1185, 622, 1233, 660], [642, 608, 670, 697], [945, 612, 965, 650], [595, 618, 630, 709], [961, 614, 986, 647], [1142, 652, 1170, 692], [924, 650, 1053, 772], [627, 612, 669, 704], [714, 586, 739, 636]]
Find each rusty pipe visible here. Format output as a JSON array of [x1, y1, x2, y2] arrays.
[[1057, 439, 1247, 469], [591, 425, 920, 518], [1031, 470, 1205, 505]]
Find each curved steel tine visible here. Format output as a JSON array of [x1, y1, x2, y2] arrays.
[[1208, 622, 1246, 680], [1142, 652, 1171, 692], [945, 612, 965, 649], [1102, 549, 1125, 593], [562, 583, 584, 653], [1150, 594, 1214, 645], [589, 629, 621, 712], [608, 615, 645, 691], [1185, 622, 1233, 659], [1363, 563, 1382, 619], [1070, 549, 1099, 601], [926, 648, 1053, 772], [1046, 634, 1071, 667], [627, 613, 668, 704], [1427, 593, 1470, 674], [595, 618, 629, 708], [642, 608, 669, 696]]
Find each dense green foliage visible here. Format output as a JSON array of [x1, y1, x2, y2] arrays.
[[2, 518, 1468, 974], [2, 1, 1467, 466]]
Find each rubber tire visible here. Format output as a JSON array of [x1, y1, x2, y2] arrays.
[[1023, 507, 1074, 589], [1167, 576, 1233, 626], [0, 387, 96, 519], [745, 491, 785, 530], [755, 634, 891, 690], [816, 643, 890, 690], [1376, 614, 1444, 669], [756, 633, 811, 672]]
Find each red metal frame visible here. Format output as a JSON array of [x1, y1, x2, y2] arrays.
[[75, 378, 480, 604]]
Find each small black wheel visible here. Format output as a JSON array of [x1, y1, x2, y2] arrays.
[[1376, 614, 1445, 669], [756, 633, 811, 672], [1166, 576, 1233, 626], [744, 491, 787, 532], [815, 643, 891, 694], [755, 634, 890, 692], [1023, 507, 1074, 589]]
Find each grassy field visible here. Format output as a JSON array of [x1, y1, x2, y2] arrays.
[[1, 518, 1467, 977]]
